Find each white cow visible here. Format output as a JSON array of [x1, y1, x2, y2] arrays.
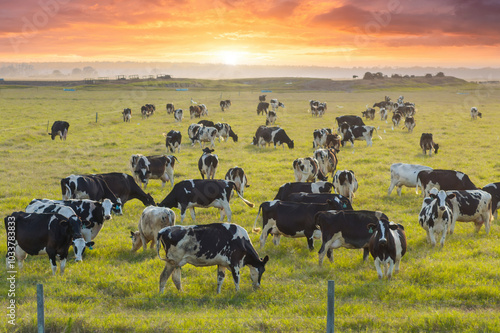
[[131, 206, 176, 252], [388, 163, 433, 196]]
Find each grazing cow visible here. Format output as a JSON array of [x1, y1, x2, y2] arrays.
[[379, 108, 388, 121], [252, 126, 294, 149], [163, 130, 182, 153], [470, 107, 482, 120], [49, 121, 70, 140], [274, 181, 333, 200], [338, 122, 377, 147], [5, 212, 87, 275], [361, 107, 376, 120], [166, 103, 175, 114], [270, 99, 285, 111], [220, 100, 231, 112], [332, 170, 358, 202], [420, 133, 439, 156], [198, 148, 219, 180], [312, 128, 332, 148], [194, 126, 218, 148], [335, 115, 365, 127], [259, 94, 266, 102], [157, 179, 254, 223], [257, 102, 270, 115], [26, 198, 113, 243], [325, 134, 341, 150], [122, 108, 131, 122], [368, 219, 407, 279], [286, 192, 353, 209], [92, 173, 156, 208], [225, 167, 249, 196], [314, 210, 389, 266], [157, 223, 269, 294], [396, 104, 415, 117], [416, 169, 477, 197], [402, 116, 416, 132], [254, 200, 344, 250], [418, 190, 455, 247], [446, 190, 493, 235], [174, 109, 183, 122], [131, 206, 176, 252], [482, 182, 500, 219], [189, 105, 203, 119], [130, 154, 178, 188], [187, 123, 203, 145], [214, 122, 238, 142], [391, 112, 402, 130], [388, 163, 433, 196], [266, 110, 277, 125], [314, 148, 339, 179], [199, 104, 208, 116], [198, 120, 215, 127], [293, 157, 328, 182], [141, 104, 155, 118], [60, 175, 123, 214]]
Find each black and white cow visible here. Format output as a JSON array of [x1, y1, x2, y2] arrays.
[[332, 170, 358, 203], [26, 198, 113, 243], [194, 126, 218, 148], [379, 108, 388, 121], [314, 148, 339, 179], [254, 200, 343, 250], [416, 169, 477, 197], [314, 210, 389, 266], [420, 133, 439, 156], [5, 212, 87, 275], [270, 99, 285, 111], [198, 120, 215, 127], [225, 167, 249, 196], [402, 116, 416, 133], [166, 103, 175, 114], [214, 122, 238, 142], [130, 154, 178, 188], [418, 189, 456, 247], [388, 163, 433, 196], [257, 102, 269, 115], [49, 121, 70, 140], [188, 123, 203, 145], [446, 190, 493, 235], [266, 110, 277, 125], [361, 107, 376, 120], [325, 134, 341, 150], [90, 173, 156, 207], [482, 182, 500, 219], [286, 192, 353, 209], [335, 115, 365, 127], [259, 95, 266, 102], [274, 181, 333, 200], [313, 128, 332, 148], [122, 108, 131, 122], [252, 126, 294, 149], [368, 219, 407, 279], [157, 179, 254, 223], [174, 109, 183, 122], [164, 130, 182, 153], [189, 105, 203, 119], [338, 122, 377, 147], [220, 100, 231, 112], [293, 157, 327, 182], [198, 148, 219, 180], [391, 112, 402, 130], [470, 107, 482, 120], [157, 223, 269, 294], [61, 175, 123, 214], [141, 104, 155, 118]]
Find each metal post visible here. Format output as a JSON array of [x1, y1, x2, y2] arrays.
[[326, 280, 334, 333], [37, 284, 44, 333], [96, 112, 98, 123]]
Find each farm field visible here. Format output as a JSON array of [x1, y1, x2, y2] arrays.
[[1, 78, 499, 332]]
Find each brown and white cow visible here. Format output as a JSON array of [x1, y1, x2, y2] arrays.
[[122, 108, 131, 122], [314, 148, 339, 179], [293, 157, 328, 182], [220, 100, 231, 112], [198, 148, 218, 180], [312, 128, 332, 148], [361, 107, 376, 120], [332, 170, 358, 202], [402, 116, 416, 133], [166, 103, 175, 114], [420, 133, 439, 156], [470, 107, 482, 120], [225, 167, 249, 196], [131, 206, 175, 252]]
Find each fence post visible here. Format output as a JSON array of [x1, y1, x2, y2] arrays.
[[37, 284, 45, 333], [96, 112, 98, 123], [326, 280, 334, 333]]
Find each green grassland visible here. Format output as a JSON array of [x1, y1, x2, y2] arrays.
[[0, 78, 499, 332]]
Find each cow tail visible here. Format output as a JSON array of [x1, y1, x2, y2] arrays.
[[374, 127, 383, 140], [236, 190, 255, 208], [156, 235, 167, 261], [252, 204, 262, 233], [63, 183, 72, 200]]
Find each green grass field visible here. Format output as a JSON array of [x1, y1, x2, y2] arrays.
[[0, 78, 499, 332]]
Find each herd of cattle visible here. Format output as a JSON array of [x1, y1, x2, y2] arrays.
[[8, 93, 497, 294]]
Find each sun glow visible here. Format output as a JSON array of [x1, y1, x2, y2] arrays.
[[218, 50, 243, 65]]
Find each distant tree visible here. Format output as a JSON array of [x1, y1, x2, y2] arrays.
[[375, 72, 384, 79], [363, 72, 374, 80], [82, 66, 98, 76], [436, 72, 445, 77], [425, 73, 433, 78], [52, 70, 63, 76], [392, 74, 402, 78], [72, 68, 82, 76]]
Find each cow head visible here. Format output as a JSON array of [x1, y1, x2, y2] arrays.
[[101, 199, 113, 220], [112, 199, 123, 215], [202, 147, 215, 155], [249, 255, 269, 289], [429, 190, 455, 212], [287, 140, 294, 149], [134, 157, 151, 184], [433, 143, 439, 154], [130, 231, 142, 252], [367, 219, 400, 246]]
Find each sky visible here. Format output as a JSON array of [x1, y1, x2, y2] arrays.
[[1, 0, 500, 68]]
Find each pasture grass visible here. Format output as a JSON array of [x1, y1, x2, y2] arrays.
[[0, 79, 499, 332]]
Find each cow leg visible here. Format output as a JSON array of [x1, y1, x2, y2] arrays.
[[48, 254, 58, 275], [179, 206, 188, 223], [272, 234, 281, 246], [387, 259, 395, 279], [59, 258, 67, 275], [474, 221, 484, 233], [439, 224, 447, 247], [217, 266, 226, 294], [396, 185, 403, 197], [259, 220, 274, 249], [159, 263, 176, 293], [394, 258, 401, 275], [374, 258, 384, 279], [189, 208, 196, 222], [387, 181, 397, 196], [306, 233, 315, 251], [326, 249, 334, 263], [140, 232, 148, 251], [229, 266, 241, 292], [15, 245, 27, 269], [318, 237, 336, 266], [362, 248, 370, 261]]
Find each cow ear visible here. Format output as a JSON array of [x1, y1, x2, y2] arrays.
[[262, 255, 269, 264], [389, 224, 399, 230], [447, 193, 456, 200], [86, 241, 95, 247], [130, 231, 135, 237]]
